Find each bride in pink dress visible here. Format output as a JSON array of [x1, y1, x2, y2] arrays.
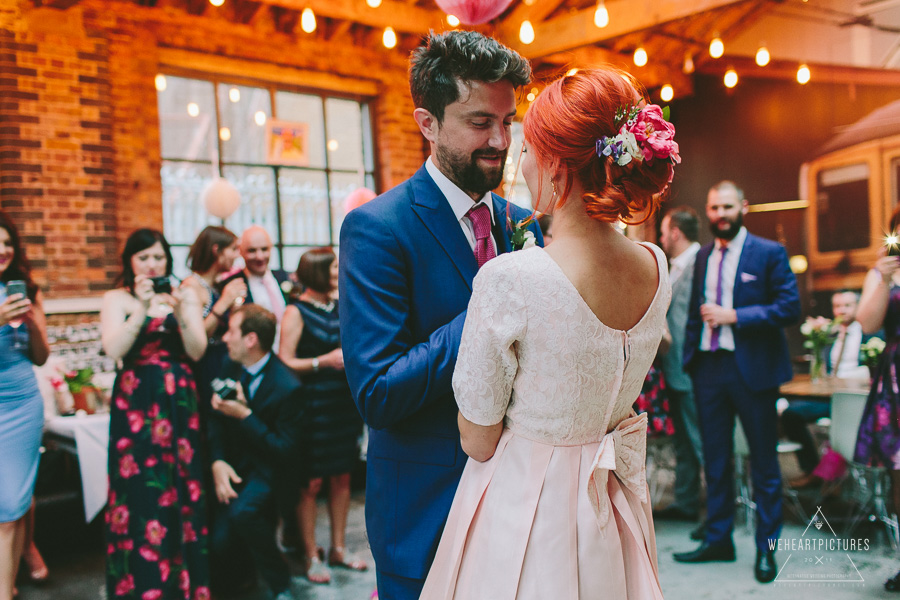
[[420, 67, 680, 600]]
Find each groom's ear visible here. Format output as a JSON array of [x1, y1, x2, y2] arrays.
[[413, 108, 439, 143]]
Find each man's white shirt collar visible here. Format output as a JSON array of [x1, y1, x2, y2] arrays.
[[425, 156, 496, 226], [245, 352, 271, 376], [669, 242, 700, 281]]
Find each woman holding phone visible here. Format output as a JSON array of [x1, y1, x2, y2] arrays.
[[101, 229, 210, 600], [0, 210, 50, 600]]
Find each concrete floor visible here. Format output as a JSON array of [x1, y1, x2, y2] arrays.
[[17, 461, 900, 600]]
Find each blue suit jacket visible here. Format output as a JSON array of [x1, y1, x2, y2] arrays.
[[683, 232, 801, 392], [338, 165, 542, 580]]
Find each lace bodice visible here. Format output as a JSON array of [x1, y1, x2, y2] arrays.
[[453, 243, 671, 446]]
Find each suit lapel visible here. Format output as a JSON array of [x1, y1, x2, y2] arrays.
[[696, 244, 712, 302], [733, 233, 757, 302], [491, 193, 513, 255], [409, 166, 479, 288], [248, 357, 276, 410]]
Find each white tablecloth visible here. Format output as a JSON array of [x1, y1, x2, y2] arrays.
[[45, 413, 110, 522]]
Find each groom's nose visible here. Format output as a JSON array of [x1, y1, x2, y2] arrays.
[[486, 122, 510, 150]]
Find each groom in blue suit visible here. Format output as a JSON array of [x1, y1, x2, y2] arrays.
[[674, 181, 800, 584], [338, 31, 538, 600]]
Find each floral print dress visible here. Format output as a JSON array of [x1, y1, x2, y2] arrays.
[[855, 284, 900, 468], [106, 314, 210, 600]]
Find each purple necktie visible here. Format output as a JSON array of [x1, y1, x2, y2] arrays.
[[467, 203, 496, 269], [709, 245, 728, 352]]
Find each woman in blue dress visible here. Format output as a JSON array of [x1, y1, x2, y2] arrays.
[[0, 210, 50, 600], [101, 229, 209, 600], [856, 205, 900, 591]]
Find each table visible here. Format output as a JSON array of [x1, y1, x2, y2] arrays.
[[779, 374, 871, 399], [44, 413, 110, 523]]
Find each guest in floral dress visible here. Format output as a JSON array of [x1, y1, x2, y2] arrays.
[[101, 229, 209, 600]]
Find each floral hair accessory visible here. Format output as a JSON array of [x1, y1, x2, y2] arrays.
[[596, 104, 681, 168]]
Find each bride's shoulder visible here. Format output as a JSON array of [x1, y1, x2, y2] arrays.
[[473, 247, 546, 289]]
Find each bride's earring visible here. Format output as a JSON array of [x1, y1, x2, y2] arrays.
[[551, 180, 559, 199]]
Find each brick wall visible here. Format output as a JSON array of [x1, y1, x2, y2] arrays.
[[1, 0, 425, 298]]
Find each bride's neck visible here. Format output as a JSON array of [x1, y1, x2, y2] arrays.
[[549, 194, 616, 244]]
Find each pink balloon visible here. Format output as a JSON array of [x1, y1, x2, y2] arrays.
[[434, 0, 515, 25], [344, 188, 377, 214]]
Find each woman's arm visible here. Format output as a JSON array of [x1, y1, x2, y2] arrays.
[[174, 286, 207, 362], [181, 276, 219, 338], [25, 290, 50, 366], [458, 412, 503, 462], [278, 305, 315, 372], [101, 289, 147, 361], [858, 256, 899, 334]]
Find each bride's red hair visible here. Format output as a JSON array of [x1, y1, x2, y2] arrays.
[[523, 68, 673, 224]]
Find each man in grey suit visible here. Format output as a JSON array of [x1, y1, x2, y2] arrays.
[[656, 206, 704, 523]]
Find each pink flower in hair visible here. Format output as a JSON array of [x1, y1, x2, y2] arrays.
[[626, 105, 681, 164]]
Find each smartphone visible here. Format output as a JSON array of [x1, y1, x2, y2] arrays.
[[889, 243, 900, 257], [211, 378, 239, 401], [6, 280, 27, 301], [151, 276, 172, 295]]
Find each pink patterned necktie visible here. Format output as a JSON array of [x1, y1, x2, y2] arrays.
[[467, 203, 496, 269], [709, 245, 728, 352]]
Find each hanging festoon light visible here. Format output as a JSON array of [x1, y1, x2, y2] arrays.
[[566, 68, 578, 77], [709, 36, 724, 59], [519, 20, 535, 44], [660, 84, 674, 102], [434, 0, 515, 25], [446, 14, 460, 26], [383, 27, 397, 48], [202, 178, 241, 220], [682, 53, 695, 74], [593, 0, 609, 28], [365, 0, 382, 7], [797, 63, 811, 84], [633, 46, 648, 67], [723, 68, 738, 88], [219, 127, 231, 142], [300, 8, 316, 33], [254, 111, 267, 126], [209, 0, 224, 7], [755, 45, 770, 67], [155, 74, 167, 91], [228, 87, 240, 103], [187, 102, 200, 117]]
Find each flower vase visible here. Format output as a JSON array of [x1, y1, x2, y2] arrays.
[[810, 349, 826, 383]]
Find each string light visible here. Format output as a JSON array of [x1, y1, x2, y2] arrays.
[[660, 84, 674, 102], [709, 37, 724, 59], [797, 63, 810, 84], [366, 0, 382, 6], [228, 87, 240, 103], [300, 8, 316, 33], [383, 26, 397, 48], [519, 20, 535, 45], [723, 69, 738, 88], [219, 127, 231, 141], [254, 111, 267, 126], [593, 0, 609, 28], [154, 75, 167, 91], [755, 46, 770, 67], [327, 139, 339, 151], [209, 0, 224, 6], [447, 15, 460, 26], [526, 92, 535, 102], [682, 53, 694, 74], [566, 68, 578, 76], [187, 103, 200, 117], [633, 47, 647, 67]]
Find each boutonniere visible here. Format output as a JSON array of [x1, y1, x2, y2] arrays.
[[508, 212, 538, 251]]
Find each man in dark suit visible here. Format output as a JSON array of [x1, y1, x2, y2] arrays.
[[655, 206, 704, 524], [339, 31, 538, 600], [209, 304, 305, 600], [673, 181, 801, 584]]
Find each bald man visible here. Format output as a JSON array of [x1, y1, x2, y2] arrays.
[[234, 226, 290, 346]]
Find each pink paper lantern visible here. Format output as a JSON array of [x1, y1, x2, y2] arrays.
[[344, 187, 377, 214], [434, 0, 515, 25]]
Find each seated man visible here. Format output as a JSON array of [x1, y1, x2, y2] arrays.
[[785, 290, 872, 488], [209, 304, 305, 600]]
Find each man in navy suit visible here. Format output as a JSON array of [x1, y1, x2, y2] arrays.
[[673, 181, 800, 584], [339, 31, 538, 600], [209, 304, 305, 600]]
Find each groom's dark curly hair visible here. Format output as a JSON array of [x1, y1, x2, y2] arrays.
[[409, 30, 531, 124]]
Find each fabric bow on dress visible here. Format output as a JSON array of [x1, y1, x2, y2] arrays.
[[587, 412, 649, 532]]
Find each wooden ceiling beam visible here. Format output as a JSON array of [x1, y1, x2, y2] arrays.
[[254, 0, 448, 34], [500, 0, 753, 59], [697, 55, 900, 86], [503, 0, 568, 28]]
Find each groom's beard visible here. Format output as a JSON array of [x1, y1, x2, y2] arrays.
[[709, 211, 743, 241], [436, 145, 507, 197]]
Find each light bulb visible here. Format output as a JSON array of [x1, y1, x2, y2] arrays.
[[228, 87, 240, 103], [660, 84, 674, 102], [723, 69, 738, 88], [566, 68, 578, 76], [254, 111, 267, 126], [526, 92, 535, 102], [683, 53, 694, 74], [383, 26, 397, 48], [154, 74, 167, 91], [327, 139, 339, 152], [219, 127, 231, 141], [755, 46, 770, 67], [301, 8, 316, 33], [709, 37, 724, 59], [366, 0, 381, 6], [519, 20, 535, 45], [633, 47, 647, 67], [447, 14, 459, 27], [187, 103, 200, 117], [593, 0, 609, 28], [797, 63, 810, 84], [209, 0, 223, 6]]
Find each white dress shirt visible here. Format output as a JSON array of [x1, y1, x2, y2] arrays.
[[669, 242, 701, 287], [700, 226, 748, 352], [246, 270, 286, 348], [425, 156, 498, 255], [243, 352, 271, 400], [831, 321, 865, 378]]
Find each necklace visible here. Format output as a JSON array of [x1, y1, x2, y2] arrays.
[[302, 296, 335, 313]]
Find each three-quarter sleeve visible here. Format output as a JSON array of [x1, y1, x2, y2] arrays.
[[452, 255, 528, 426]]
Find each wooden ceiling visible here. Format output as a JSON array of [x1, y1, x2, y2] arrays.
[[39, 0, 900, 98]]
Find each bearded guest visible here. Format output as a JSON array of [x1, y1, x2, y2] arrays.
[[673, 181, 800, 584]]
